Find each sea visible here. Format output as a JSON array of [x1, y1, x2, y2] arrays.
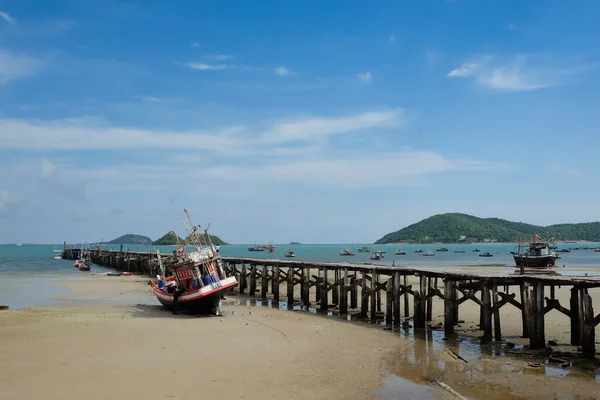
[[2, 242, 600, 310]]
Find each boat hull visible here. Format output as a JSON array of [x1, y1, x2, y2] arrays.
[[513, 255, 555, 268], [152, 276, 238, 315]]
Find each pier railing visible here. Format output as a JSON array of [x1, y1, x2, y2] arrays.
[[62, 247, 600, 359]]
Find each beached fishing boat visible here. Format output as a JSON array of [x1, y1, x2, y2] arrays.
[[513, 234, 559, 268], [284, 249, 295, 258], [151, 209, 237, 315]]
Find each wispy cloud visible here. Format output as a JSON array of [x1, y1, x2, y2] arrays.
[[138, 96, 173, 103], [262, 109, 403, 143], [0, 10, 15, 23], [389, 34, 396, 44], [214, 54, 233, 60], [446, 54, 590, 92], [190, 42, 200, 47], [0, 49, 42, 84], [186, 62, 228, 70], [274, 66, 292, 76], [357, 72, 372, 83], [507, 23, 517, 30]]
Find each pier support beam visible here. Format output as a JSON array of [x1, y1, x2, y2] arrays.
[[361, 271, 369, 317], [370, 269, 377, 323], [272, 265, 280, 301], [301, 267, 310, 308], [393, 271, 401, 326], [320, 268, 328, 311], [261, 265, 268, 299], [350, 273, 358, 309], [340, 268, 349, 315], [385, 276, 394, 327], [581, 293, 596, 359], [249, 265, 257, 296], [444, 279, 456, 336], [481, 283, 493, 343], [570, 287, 580, 346], [492, 283, 502, 341], [332, 269, 339, 306]]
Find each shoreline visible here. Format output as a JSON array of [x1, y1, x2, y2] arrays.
[[1, 275, 600, 399]]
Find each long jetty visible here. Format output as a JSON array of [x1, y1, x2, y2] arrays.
[[62, 246, 600, 359]]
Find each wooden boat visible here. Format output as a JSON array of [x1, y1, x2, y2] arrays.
[[369, 250, 382, 260], [422, 251, 435, 256], [284, 249, 295, 258], [78, 260, 92, 271], [513, 234, 558, 268], [454, 250, 465, 253], [479, 252, 493, 257], [395, 250, 406, 255], [413, 249, 423, 253], [436, 247, 448, 252], [248, 245, 265, 252], [150, 209, 238, 315], [357, 246, 371, 253], [472, 248, 480, 252], [594, 248, 600, 252], [340, 247, 355, 256]]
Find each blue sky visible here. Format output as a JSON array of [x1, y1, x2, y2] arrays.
[[1, 0, 599, 244]]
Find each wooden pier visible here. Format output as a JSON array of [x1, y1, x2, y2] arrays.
[[63, 247, 600, 359]]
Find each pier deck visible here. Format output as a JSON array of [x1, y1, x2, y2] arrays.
[[62, 247, 600, 359]]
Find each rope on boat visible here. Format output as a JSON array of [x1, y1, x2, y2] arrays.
[[57, 283, 151, 302]]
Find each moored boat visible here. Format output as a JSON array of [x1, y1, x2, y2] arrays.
[[422, 251, 435, 256], [513, 234, 557, 268], [284, 249, 295, 258], [78, 260, 92, 271], [479, 252, 493, 257], [340, 247, 355, 256], [436, 247, 448, 252], [395, 250, 406, 255], [150, 209, 238, 315]]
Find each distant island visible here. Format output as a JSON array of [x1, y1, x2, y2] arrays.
[[375, 213, 600, 244], [289, 241, 301, 245], [106, 231, 229, 246], [107, 234, 153, 245]]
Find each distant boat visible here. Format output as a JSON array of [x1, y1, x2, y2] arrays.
[[556, 249, 570, 253], [340, 248, 355, 256], [472, 248, 480, 252], [16, 243, 22, 246], [413, 249, 423, 253], [357, 246, 371, 253], [436, 247, 449, 252], [53, 255, 62, 260], [422, 251, 435, 257], [395, 250, 406, 255], [284, 249, 295, 258], [454, 250, 465, 253], [594, 248, 600, 253], [479, 252, 493, 257], [248, 245, 265, 252]]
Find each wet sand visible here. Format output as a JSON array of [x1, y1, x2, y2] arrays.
[[1, 274, 600, 399]]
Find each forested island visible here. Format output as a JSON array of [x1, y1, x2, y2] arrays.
[[375, 213, 600, 244], [106, 231, 229, 245]]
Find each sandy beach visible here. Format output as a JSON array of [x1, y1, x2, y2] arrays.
[[1, 274, 599, 400]]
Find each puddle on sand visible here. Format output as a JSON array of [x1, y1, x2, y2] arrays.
[[228, 296, 600, 400]]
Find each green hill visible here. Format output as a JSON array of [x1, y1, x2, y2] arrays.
[[375, 213, 600, 244], [153, 231, 185, 245], [184, 234, 229, 246], [107, 234, 153, 245]]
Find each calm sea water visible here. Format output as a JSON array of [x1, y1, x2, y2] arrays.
[[2, 242, 600, 309]]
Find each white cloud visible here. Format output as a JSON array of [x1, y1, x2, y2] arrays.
[[389, 34, 396, 44], [507, 23, 517, 30], [274, 66, 291, 76], [447, 55, 556, 91], [0, 49, 41, 84], [0, 10, 15, 23], [138, 96, 172, 103], [214, 54, 233, 60], [186, 62, 228, 70], [262, 109, 404, 143], [190, 42, 200, 47], [357, 72, 372, 83]]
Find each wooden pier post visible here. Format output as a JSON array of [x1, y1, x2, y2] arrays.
[[339, 268, 349, 315], [492, 283, 502, 341], [426, 277, 433, 322], [581, 293, 596, 359], [361, 271, 369, 317], [239, 263, 246, 294], [520, 282, 529, 338], [249, 265, 257, 296], [481, 283, 493, 343], [302, 267, 310, 307], [315, 268, 322, 304], [444, 279, 456, 336], [370, 269, 377, 323], [403, 275, 409, 318], [332, 269, 339, 306], [350, 273, 358, 309], [528, 283, 545, 349], [414, 275, 426, 329], [320, 268, 328, 311], [393, 271, 401, 326], [570, 286, 581, 346], [287, 267, 294, 307], [385, 276, 394, 327], [261, 265, 268, 299], [272, 265, 280, 301]]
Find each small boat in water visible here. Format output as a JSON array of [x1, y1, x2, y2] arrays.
[[284, 249, 295, 258], [150, 209, 238, 315], [248, 245, 265, 252], [78, 260, 92, 271], [479, 252, 493, 257], [594, 248, 600, 252], [369, 249, 383, 260], [340, 247, 355, 256], [395, 250, 406, 255], [472, 248, 480, 252], [436, 247, 449, 252], [454, 250, 465, 253], [422, 251, 435, 257], [413, 249, 424, 253], [357, 246, 371, 253]]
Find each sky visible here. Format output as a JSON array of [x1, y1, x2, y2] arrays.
[[1, 0, 600, 244]]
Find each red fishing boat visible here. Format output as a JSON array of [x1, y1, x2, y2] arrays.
[[150, 209, 237, 315]]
